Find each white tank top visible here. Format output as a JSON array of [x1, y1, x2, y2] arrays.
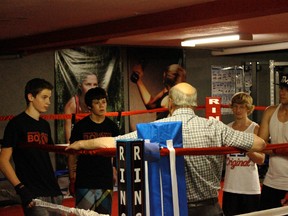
[[223, 121, 261, 194], [264, 104, 288, 190]]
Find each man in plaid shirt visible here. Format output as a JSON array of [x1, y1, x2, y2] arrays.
[[67, 82, 266, 216]]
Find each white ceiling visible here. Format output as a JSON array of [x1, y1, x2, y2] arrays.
[[1, 0, 288, 54]]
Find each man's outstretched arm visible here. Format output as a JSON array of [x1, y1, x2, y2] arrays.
[[66, 137, 115, 150]]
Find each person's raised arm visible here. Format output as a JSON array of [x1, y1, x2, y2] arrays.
[[132, 64, 152, 106], [132, 64, 167, 109], [66, 137, 115, 150]]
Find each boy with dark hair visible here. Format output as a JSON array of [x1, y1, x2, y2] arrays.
[[0, 78, 63, 216], [68, 87, 119, 214]]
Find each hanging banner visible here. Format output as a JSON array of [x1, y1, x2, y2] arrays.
[[54, 46, 123, 169]]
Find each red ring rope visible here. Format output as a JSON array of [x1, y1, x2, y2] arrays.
[[0, 104, 267, 121], [3, 104, 287, 157], [20, 143, 288, 157]]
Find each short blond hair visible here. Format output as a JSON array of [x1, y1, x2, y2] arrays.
[[230, 92, 255, 115]]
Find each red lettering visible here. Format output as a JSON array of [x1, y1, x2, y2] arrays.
[[27, 134, 34, 142], [27, 132, 48, 144], [226, 158, 252, 169], [40, 133, 48, 144]]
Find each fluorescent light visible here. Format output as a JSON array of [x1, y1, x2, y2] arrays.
[[211, 42, 288, 56], [181, 34, 252, 47]]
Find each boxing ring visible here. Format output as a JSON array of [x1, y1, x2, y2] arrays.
[[1, 97, 288, 216]]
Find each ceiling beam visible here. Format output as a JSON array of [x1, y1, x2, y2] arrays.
[[1, 0, 288, 53]]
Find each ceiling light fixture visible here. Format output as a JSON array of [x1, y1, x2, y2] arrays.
[[181, 34, 253, 47], [211, 42, 288, 56]]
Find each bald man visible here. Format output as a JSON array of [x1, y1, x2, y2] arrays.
[[67, 82, 266, 216]]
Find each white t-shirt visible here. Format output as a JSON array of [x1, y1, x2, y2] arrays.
[[223, 121, 261, 194]]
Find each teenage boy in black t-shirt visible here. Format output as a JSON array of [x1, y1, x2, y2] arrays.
[[0, 78, 63, 216], [68, 87, 119, 214]]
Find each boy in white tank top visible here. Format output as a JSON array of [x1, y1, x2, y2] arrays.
[[222, 92, 264, 215], [258, 75, 288, 210]]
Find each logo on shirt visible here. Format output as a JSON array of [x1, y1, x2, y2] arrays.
[[27, 132, 48, 144], [226, 153, 253, 169], [83, 132, 112, 139]]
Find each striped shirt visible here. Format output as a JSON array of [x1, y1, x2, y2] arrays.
[[115, 108, 254, 202]]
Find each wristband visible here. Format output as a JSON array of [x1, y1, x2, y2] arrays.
[[15, 183, 24, 191], [272, 149, 277, 155], [15, 183, 34, 207]]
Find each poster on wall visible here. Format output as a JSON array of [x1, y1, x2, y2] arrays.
[[54, 46, 123, 169], [211, 65, 251, 115], [127, 47, 185, 131]]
